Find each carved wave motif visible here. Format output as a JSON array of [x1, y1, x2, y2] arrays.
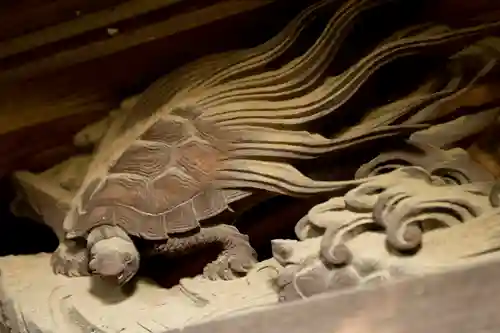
[[275, 144, 500, 301]]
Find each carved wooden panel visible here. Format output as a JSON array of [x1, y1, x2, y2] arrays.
[[175, 257, 500, 333]]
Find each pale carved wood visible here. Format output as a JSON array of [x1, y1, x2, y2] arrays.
[[2, 0, 500, 332], [176, 254, 500, 333], [275, 155, 500, 302], [273, 112, 500, 301]]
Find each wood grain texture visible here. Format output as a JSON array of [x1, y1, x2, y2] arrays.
[[0, 0, 184, 59], [176, 257, 500, 333], [425, 0, 500, 26], [0, 0, 498, 177], [0, 0, 127, 41], [0, 0, 305, 175], [0, 0, 278, 83]]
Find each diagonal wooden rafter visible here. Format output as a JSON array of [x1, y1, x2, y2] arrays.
[[0, 0, 185, 60], [0, 0, 280, 84]]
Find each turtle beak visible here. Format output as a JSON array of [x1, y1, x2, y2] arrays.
[[117, 273, 126, 285], [117, 271, 134, 286]]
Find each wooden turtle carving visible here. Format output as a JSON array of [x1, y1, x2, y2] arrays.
[[12, 0, 500, 286], [52, 105, 263, 284]]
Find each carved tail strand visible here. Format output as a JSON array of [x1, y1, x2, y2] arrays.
[[189, 0, 337, 90], [201, 22, 500, 127], [339, 71, 465, 138], [337, 41, 498, 139], [118, 0, 336, 131], [226, 124, 429, 160], [86, 2, 500, 201], [192, 0, 395, 107], [215, 159, 390, 196], [208, 24, 500, 196], [97, 27, 496, 203], [198, 25, 449, 118], [118, 0, 393, 131]]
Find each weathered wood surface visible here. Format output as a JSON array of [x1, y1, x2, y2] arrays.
[[0, 0, 126, 42], [0, 0, 290, 84], [427, 0, 500, 26], [175, 256, 500, 333], [0, 0, 305, 176], [0, 0, 498, 176]]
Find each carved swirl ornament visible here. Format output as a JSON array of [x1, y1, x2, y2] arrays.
[[5, 0, 500, 330]]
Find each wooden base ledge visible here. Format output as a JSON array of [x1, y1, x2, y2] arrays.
[[180, 254, 500, 333]]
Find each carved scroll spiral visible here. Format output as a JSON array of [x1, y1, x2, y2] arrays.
[[346, 166, 440, 211], [373, 181, 494, 252], [319, 215, 379, 265], [295, 197, 348, 240]]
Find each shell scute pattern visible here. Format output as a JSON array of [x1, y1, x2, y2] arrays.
[[176, 139, 222, 183], [191, 186, 228, 220], [109, 142, 173, 179], [77, 206, 114, 232], [83, 177, 143, 210], [69, 113, 232, 239], [144, 167, 200, 213], [140, 118, 188, 145], [192, 117, 235, 149], [162, 200, 199, 234], [112, 205, 164, 239]]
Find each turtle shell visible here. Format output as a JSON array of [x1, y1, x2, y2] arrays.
[[65, 107, 234, 240]]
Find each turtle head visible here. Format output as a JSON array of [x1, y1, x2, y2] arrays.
[[88, 237, 140, 285]]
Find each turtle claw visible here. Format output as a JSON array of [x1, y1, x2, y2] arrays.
[[203, 256, 233, 280], [229, 253, 256, 273], [203, 247, 257, 280], [51, 241, 90, 277]]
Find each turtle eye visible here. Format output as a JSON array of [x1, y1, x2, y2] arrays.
[[123, 254, 132, 262]]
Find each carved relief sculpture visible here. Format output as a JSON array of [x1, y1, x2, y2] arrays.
[[3, 0, 500, 331], [12, 0, 500, 286], [275, 135, 500, 301]]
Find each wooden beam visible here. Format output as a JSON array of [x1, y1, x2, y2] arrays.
[[0, 0, 305, 174], [0, 0, 278, 83], [0, 0, 126, 41], [424, 0, 500, 26], [0, 0, 185, 59]]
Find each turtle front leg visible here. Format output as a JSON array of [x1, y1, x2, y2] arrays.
[[86, 225, 140, 285], [157, 225, 257, 280], [51, 240, 90, 277]]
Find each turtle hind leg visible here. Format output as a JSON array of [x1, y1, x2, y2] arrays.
[[51, 240, 90, 277], [157, 225, 257, 280], [202, 225, 257, 280]]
